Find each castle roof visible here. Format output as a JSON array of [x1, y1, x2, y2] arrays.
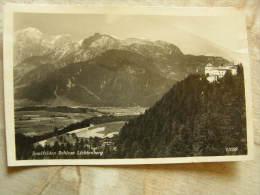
[[206, 63, 214, 67]]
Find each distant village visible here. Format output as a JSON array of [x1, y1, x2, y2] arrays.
[[205, 63, 239, 82], [31, 132, 118, 159]]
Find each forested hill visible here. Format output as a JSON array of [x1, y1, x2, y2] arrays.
[[116, 65, 247, 158]]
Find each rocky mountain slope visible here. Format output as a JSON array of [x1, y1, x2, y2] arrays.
[[15, 49, 171, 106], [14, 27, 79, 65]]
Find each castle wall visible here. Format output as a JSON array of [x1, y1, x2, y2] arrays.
[[205, 64, 238, 82]]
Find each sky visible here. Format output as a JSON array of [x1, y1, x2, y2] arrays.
[[14, 13, 248, 62]]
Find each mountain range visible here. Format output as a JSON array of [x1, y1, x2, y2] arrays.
[[14, 28, 229, 107]]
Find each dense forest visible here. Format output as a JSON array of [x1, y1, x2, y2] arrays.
[[116, 65, 247, 158]]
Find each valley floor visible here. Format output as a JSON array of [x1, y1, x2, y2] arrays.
[[14, 106, 144, 159]]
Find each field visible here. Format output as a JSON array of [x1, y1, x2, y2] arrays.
[[68, 121, 126, 138], [92, 107, 146, 116], [15, 106, 145, 137], [15, 110, 99, 136]]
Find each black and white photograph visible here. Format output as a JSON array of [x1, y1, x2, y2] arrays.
[[3, 5, 253, 166]]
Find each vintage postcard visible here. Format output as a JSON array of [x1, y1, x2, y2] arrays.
[[3, 4, 254, 166]]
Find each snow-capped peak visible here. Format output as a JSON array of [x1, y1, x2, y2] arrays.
[[122, 37, 152, 45], [16, 27, 42, 34], [51, 34, 72, 45], [15, 27, 43, 40]]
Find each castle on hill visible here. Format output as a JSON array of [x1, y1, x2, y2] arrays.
[[205, 63, 238, 82]]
